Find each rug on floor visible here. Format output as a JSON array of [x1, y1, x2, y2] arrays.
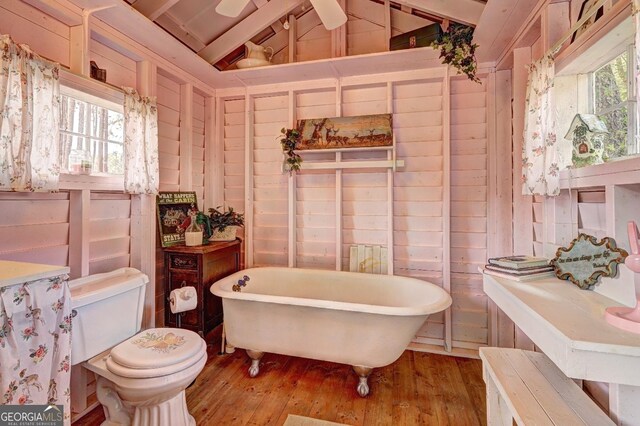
[[283, 414, 347, 426]]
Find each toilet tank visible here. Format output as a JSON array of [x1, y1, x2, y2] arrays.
[[70, 268, 148, 365]]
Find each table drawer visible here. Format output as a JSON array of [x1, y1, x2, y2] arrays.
[[169, 254, 198, 270]]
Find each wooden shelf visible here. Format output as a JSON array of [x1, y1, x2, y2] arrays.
[[300, 159, 404, 171]]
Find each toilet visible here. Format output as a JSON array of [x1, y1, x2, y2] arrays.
[[70, 268, 206, 426]]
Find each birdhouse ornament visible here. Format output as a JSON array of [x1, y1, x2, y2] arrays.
[[565, 114, 609, 168]]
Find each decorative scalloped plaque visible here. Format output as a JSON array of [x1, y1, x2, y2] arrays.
[[550, 233, 628, 289]]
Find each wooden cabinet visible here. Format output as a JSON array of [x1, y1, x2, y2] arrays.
[[164, 240, 241, 337]]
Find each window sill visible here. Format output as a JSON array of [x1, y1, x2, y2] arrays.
[[59, 173, 124, 191], [559, 155, 640, 189]]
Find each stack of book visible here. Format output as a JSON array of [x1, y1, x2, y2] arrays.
[[482, 255, 555, 281]]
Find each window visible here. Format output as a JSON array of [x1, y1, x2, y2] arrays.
[[592, 48, 638, 161], [59, 91, 124, 175]]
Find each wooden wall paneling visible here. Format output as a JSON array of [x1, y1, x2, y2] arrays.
[[157, 72, 182, 192], [0, 0, 70, 66], [340, 84, 388, 270], [207, 96, 223, 210], [288, 14, 297, 63], [296, 20, 331, 63], [69, 190, 90, 279], [443, 69, 452, 353], [491, 69, 515, 349], [90, 40, 137, 88], [134, 60, 157, 330], [336, 81, 343, 271], [511, 46, 535, 351], [294, 89, 337, 270], [89, 193, 131, 275], [192, 91, 206, 205], [331, 0, 347, 58], [391, 76, 445, 349], [252, 93, 289, 266], [245, 92, 255, 267], [0, 192, 70, 267], [223, 98, 246, 215], [386, 81, 394, 275], [288, 90, 296, 267], [179, 83, 194, 192], [512, 47, 534, 256]]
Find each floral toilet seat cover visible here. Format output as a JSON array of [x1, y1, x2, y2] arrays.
[[105, 328, 205, 378]]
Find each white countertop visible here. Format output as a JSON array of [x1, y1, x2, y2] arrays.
[[483, 273, 640, 386], [0, 260, 70, 288]]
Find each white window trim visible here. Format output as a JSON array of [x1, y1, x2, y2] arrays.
[[589, 45, 638, 156], [58, 70, 125, 192]]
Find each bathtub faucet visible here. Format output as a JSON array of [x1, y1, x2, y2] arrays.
[[232, 275, 250, 292]]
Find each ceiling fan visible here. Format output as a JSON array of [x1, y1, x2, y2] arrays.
[[216, 0, 347, 30]]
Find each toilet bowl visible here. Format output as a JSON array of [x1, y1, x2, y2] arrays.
[[70, 268, 206, 426]]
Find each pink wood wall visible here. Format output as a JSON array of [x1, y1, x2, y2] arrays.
[[220, 71, 493, 356]]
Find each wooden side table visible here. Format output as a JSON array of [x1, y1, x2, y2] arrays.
[[164, 239, 241, 337]]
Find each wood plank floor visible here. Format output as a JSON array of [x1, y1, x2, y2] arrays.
[[74, 332, 486, 426]]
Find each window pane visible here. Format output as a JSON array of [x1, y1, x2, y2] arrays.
[[594, 51, 628, 112], [600, 106, 628, 160], [59, 94, 124, 175]]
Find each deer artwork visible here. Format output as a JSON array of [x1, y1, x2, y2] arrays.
[[325, 124, 342, 146], [310, 118, 328, 145]]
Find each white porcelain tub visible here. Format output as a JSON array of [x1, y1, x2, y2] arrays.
[[210, 267, 452, 396]]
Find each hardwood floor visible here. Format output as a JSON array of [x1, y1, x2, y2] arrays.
[[74, 331, 486, 426]]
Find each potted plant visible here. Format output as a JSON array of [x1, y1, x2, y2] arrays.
[[206, 206, 245, 241], [431, 23, 480, 83], [279, 127, 303, 174]]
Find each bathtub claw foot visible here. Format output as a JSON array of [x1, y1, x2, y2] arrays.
[[353, 366, 372, 397], [247, 350, 264, 378]]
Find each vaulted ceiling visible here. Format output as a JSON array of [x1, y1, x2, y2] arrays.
[[126, 0, 487, 70]]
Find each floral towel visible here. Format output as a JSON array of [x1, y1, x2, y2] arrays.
[[0, 274, 71, 426]]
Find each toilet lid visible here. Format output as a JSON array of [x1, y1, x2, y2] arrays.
[[106, 328, 206, 378]]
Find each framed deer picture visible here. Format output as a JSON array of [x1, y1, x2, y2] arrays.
[[296, 114, 393, 150]]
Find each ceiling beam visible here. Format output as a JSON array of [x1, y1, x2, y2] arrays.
[[392, 0, 484, 26], [198, 0, 305, 64], [132, 0, 180, 21], [252, 0, 268, 7]]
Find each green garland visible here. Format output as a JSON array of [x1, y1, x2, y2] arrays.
[[432, 24, 480, 84], [279, 127, 303, 174]]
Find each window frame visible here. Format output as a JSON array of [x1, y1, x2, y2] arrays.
[[58, 71, 126, 191], [589, 43, 638, 157]]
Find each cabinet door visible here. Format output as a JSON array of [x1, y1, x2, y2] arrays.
[[167, 270, 201, 328]]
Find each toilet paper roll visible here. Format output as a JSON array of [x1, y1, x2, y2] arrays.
[[169, 286, 198, 314]]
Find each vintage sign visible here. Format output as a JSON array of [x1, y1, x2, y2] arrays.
[[551, 233, 628, 289], [156, 192, 198, 247]]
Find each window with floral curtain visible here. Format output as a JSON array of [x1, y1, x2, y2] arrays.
[[634, 0, 640, 121], [0, 35, 60, 192], [522, 56, 568, 196], [123, 88, 159, 195]]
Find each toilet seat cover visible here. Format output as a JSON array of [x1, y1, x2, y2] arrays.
[[107, 328, 205, 378]]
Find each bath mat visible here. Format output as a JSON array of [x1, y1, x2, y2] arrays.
[[283, 414, 347, 426]]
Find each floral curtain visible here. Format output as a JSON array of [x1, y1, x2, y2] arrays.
[[522, 56, 566, 196], [0, 274, 72, 425], [123, 87, 159, 194], [0, 35, 60, 192], [634, 0, 640, 114]]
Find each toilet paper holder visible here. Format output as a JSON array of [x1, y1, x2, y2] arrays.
[[168, 281, 198, 328]]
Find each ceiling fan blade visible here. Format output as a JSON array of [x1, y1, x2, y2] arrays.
[[216, 0, 252, 17], [309, 0, 347, 30]]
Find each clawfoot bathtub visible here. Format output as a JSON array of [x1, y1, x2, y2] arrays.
[[211, 267, 451, 396]]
